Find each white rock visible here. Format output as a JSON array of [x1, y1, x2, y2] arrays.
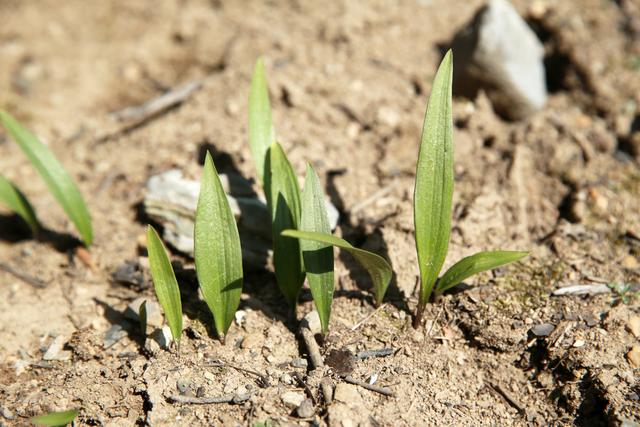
[[300, 311, 322, 335], [150, 326, 173, 350], [452, 0, 547, 120], [43, 335, 71, 361], [281, 391, 305, 409]]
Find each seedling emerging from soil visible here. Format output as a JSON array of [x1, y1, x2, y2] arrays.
[[295, 164, 334, 334], [146, 225, 183, 348], [0, 174, 39, 234], [248, 58, 305, 306], [31, 408, 78, 426], [194, 152, 243, 342], [283, 230, 393, 308], [265, 142, 305, 306], [248, 58, 275, 184], [413, 50, 527, 327], [0, 111, 93, 246]]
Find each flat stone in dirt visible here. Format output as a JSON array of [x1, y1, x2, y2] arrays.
[[452, 0, 547, 120]]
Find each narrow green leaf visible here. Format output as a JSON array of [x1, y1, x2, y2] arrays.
[[147, 225, 182, 346], [436, 251, 528, 295], [0, 111, 92, 246], [265, 142, 304, 305], [139, 300, 148, 336], [300, 164, 334, 335], [31, 409, 78, 426], [0, 174, 39, 234], [194, 152, 243, 340], [413, 50, 454, 304], [249, 58, 276, 185], [281, 230, 392, 305]]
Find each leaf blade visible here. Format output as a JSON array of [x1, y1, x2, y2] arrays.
[[281, 230, 392, 305], [146, 225, 183, 346], [300, 164, 334, 335], [31, 409, 79, 426], [194, 152, 243, 339], [0, 111, 92, 245], [437, 250, 528, 295], [265, 142, 304, 305], [0, 174, 39, 234], [413, 50, 454, 304], [248, 58, 276, 185]]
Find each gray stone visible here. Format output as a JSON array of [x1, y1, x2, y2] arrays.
[[451, 0, 547, 120], [43, 335, 71, 361], [148, 326, 173, 350], [296, 398, 315, 418], [531, 323, 555, 337], [281, 391, 305, 409]]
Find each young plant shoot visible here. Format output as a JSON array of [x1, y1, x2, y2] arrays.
[[248, 57, 276, 184], [282, 230, 393, 308], [413, 50, 527, 327], [248, 58, 305, 307], [146, 225, 183, 348], [31, 408, 78, 426], [194, 152, 243, 343], [265, 142, 305, 306], [0, 174, 39, 234], [0, 111, 93, 246], [298, 164, 334, 335]]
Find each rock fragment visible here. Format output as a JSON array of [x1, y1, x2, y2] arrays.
[[297, 399, 315, 418], [627, 316, 640, 338], [626, 345, 640, 368], [530, 323, 555, 337], [281, 391, 305, 409], [125, 297, 163, 327], [451, 0, 547, 120]]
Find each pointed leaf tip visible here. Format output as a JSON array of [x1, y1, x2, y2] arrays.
[[195, 152, 243, 339], [146, 225, 183, 346], [0, 111, 92, 245]]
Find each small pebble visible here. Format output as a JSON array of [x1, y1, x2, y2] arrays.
[[280, 373, 293, 385], [290, 358, 308, 369], [281, 391, 305, 409], [531, 323, 555, 337], [627, 345, 640, 368], [176, 379, 193, 396], [573, 339, 585, 348], [125, 297, 163, 327], [296, 398, 315, 418], [627, 316, 640, 338], [234, 310, 247, 326]]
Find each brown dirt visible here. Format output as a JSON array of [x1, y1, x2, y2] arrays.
[[1, 0, 639, 425]]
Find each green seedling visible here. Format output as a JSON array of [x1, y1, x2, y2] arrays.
[[248, 57, 276, 184], [297, 164, 334, 334], [194, 152, 243, 342], [0, 111, 92, 246], [283, 229, 393, 307], [147, 225, 183, 348], [412, 50, 527, 327], [0, 174, 39, 234], [265, 142, 305, 306], [31, 408, 78, 426], [248, 58, 305, 306]]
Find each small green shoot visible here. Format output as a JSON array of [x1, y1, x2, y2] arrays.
[[282, 230, 393, 307], [249, 58, 276, 184], [413, 50, 527, 327], [147, 225, 182, 348], [298, 164, 334, 335], [139, 300, 148, 336], [0, 111, 92, 246], [0, 174, 39, 234], [194, 152, 243, 342], [31, 408, 78, 426], [265, 142, 305, 306]]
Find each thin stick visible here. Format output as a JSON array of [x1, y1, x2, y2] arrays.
[[351, 303, 387, 331], [300, 327, 324, 370], [0, 262, 47, 288], [356, 348, 395, 359], [110, 80, 203, 122], [343, 376, 395, 397], [206, 359, 270, 387], [350, 181, 399, 214], [168, 392, 251, 405], [489, 382, 526, 415]]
